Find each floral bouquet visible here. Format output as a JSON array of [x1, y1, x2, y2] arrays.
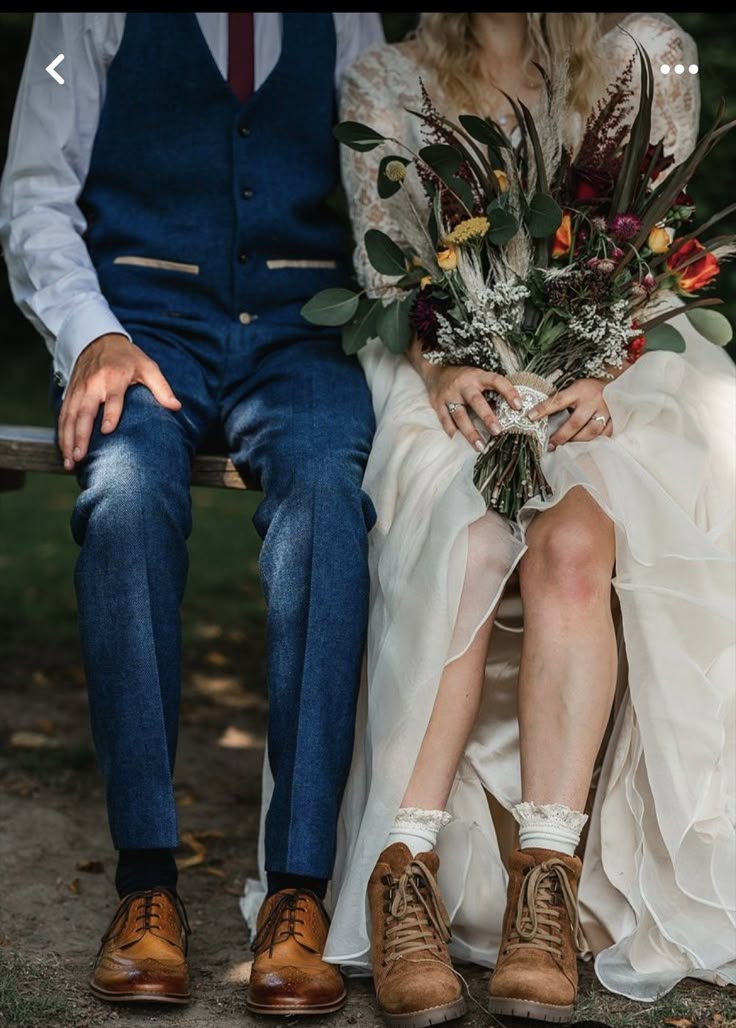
[[302, 42, 736, 520]]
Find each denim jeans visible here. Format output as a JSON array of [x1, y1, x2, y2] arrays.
[[57, 311, 375, 879]]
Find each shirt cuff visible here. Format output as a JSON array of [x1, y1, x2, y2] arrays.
[[53, 299, 132, 393]]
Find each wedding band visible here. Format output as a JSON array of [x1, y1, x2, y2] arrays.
[[447, 402, 466, 415], [593, 414, 608, 426]]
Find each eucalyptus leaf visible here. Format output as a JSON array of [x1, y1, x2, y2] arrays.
[[364, 229, 407, 277], [526, 193, 563, 238], [301, 288, 360, 327], [458, 114, 508, 149], [333, 121, 386, 152], [377, 155, 411, 199], [376, 295, 413, 354], [419, 144, 462, 178], [342, 297, 383, 355], [686, 307, 733, 345], [487, 207, 519, 246], [644, 322, 686, 353]]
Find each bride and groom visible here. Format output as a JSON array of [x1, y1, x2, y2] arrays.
[[1, 10, 734, 1025]]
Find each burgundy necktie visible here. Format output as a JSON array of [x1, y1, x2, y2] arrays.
[[228, 12, 255, 104]]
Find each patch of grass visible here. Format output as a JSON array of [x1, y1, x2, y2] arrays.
[[572, 965, 736, 1028], [0, 955, 69, 1028]]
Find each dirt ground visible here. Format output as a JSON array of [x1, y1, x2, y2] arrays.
[[0, 624, 734, 1028]]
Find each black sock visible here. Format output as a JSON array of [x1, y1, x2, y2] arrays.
[[115, 848, 178, 899], [266, 872, 327, 900]]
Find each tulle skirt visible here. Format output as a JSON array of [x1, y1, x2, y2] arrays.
[[242, 313, 736, 1001]]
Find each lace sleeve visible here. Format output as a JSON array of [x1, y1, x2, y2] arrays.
[[608, 14, 701, 166], [339, 46, 429, 298]]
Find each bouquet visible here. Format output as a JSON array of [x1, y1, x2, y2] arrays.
[[303, 42, 736, 520]]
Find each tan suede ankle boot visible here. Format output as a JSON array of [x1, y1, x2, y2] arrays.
[[368, 843, 467, 1028], [488, 848, 585, 1023]]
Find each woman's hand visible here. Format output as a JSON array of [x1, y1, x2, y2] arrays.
[[423, 363, 523, 451], [529, 378, 612, 450]]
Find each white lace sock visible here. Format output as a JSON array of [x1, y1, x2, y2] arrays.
[[512, 802, 588, 857], [386, 807, 452, 857]]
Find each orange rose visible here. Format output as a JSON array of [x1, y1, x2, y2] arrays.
[[666, 239, 720, 293], [551, 213, 572, 258], [437, 246, 458, 271]]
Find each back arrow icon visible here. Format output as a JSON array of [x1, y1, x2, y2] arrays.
[[46, 54, 65, 84]]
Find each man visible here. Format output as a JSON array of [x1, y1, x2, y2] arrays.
[[0, 12, 383, 1013]]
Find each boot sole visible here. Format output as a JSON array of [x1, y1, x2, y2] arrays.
[[89, 982, 190, 1005], [246, 990, 347, 1016], [382, 996, 468, 1028], [488, 996, 573, 1022]]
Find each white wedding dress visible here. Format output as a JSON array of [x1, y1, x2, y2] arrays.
[[242, 13, 736, 1002]]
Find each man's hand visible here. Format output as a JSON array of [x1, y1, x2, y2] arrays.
[[58, 333, 181, 470], [529, 378, 612, 450]]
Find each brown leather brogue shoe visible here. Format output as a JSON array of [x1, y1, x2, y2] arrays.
[[488, 848, 585, 1023], [368, 843, 466, 1028], [89, 888, 191, 1004], [246, 889, 346, 1015]]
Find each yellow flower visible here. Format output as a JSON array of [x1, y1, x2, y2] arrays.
[[436, 246, 458, 271], [494, 169, 509, 193], [647, 224, 671, 254], [385, 160, 407, 183], [420, 275, 433, 290], [443, 216, 490, 246]]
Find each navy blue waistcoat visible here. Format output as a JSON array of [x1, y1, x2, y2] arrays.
[[80, 13, 349, 323]]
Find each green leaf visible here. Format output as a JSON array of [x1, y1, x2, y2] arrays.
[[428, 206, 439, 250], [376, 295, 413, 354], [419, 144, 462, 178], [342, 297, 384, 355], [487, 192, 509, 212], [445, 177, 475, 213], [486, 207, 518, 246], [458, 114, 507, 149], [301, 288, 359, 327], [377, 155, 411, 199], [332, 121, 385, 152], [644, 322, 686, 353], [526, 193, 563, 238], [686, 307, 733, 345], [364, 229, 407, 277]]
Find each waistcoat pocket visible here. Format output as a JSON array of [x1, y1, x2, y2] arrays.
[[113, 256, 200, 275]]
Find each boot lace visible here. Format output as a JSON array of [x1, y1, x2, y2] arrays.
[[381, 859, 452, 969], [505, 859, 587, 960], [250, 892, 319, 958]]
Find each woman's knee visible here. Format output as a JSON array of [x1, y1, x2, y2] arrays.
[[520, 514, 613, 603]]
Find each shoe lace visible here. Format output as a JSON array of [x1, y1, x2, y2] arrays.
[[98, 889, 191, 956], [382, 859, 452, 968], [250, 892, 319, 958], [505, 859, 587, 960]]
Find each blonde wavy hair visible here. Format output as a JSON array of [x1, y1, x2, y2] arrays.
[[413, 13, 606, 122]]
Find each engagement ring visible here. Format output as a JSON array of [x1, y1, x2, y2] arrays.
[[593, 414, 608, 426], [447, 402, 466, 415]]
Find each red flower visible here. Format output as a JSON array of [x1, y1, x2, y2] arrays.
[[572, 167, 613, 203], [627, 334, 647, 362], [666, 239, 720, 293], [609, 213, 642, 242]]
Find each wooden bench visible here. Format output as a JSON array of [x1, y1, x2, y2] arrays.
[[0, 424, 248, 492]]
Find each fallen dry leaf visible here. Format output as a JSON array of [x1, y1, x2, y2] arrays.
[[205, 650, 230, 667], [36, 718, 56, 735], [77, 860, 105, 874], [217, 726, 265, 749], [663, 1021, 696, 1028], [69, 878, 81, 895], [176, 832, 207, 870], [10, 731, 58, 749], [31, 670, 50, 687], [199, 866, 226, 878]]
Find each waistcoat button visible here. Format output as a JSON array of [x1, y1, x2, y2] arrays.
[[239, 124, 250, 137], [238, 252, 249, 264], [241, 187, 254, 200], [239, 312, 255, 325]]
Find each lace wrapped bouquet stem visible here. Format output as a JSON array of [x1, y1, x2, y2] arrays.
[[303, 39, 736, 521]]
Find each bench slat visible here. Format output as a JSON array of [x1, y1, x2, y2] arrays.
[[0, 424, 247, 490]]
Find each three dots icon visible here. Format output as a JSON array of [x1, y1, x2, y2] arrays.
[[660, 63, 699, 75]]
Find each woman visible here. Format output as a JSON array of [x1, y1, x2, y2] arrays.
[[325, 11, 736, 1025]]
